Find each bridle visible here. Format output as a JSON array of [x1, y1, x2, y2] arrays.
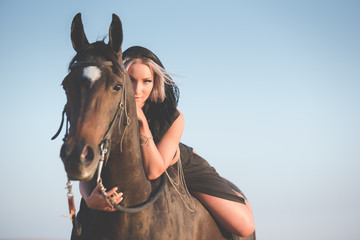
[[52, 59, 166, 230], [52, 60, 131, 157]]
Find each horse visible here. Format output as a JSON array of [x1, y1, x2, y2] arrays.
[[56, 13, 255, 240]]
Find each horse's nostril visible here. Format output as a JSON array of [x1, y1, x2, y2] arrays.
[[81, 145, 94, 162], [81, 147, 88, 159]]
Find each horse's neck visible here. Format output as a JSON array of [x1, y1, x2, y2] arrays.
[[105, 142, 152, 206], [103, 85, 152, 206]]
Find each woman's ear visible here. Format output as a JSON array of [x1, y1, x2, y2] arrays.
[[71, 13, 89, 52], [108, 14, 123, 54]]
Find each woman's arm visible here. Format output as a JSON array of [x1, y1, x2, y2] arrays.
[[137, 108, 184, 180], [78, 108, 183, 209]]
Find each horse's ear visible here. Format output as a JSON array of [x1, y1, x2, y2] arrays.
[[108, 14, 123, 54], [71, 13, 89, 52]]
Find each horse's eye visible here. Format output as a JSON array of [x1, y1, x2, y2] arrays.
[[113, 83, 122, 91]]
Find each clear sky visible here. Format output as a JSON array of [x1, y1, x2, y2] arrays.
[[0, 0, 359, 239]]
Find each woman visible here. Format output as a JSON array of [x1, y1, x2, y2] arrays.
[[80, 46, 255, 237]]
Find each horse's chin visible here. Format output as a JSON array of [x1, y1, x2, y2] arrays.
[[65, 164, 97, 181]]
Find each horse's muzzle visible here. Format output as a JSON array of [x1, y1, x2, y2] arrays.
[[60, 139, 99, 180]]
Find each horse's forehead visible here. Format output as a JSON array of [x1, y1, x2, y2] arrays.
[[83, 66, 102, 87]]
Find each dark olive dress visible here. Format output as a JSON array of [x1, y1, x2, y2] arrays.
[[178, 143, 245, 204]]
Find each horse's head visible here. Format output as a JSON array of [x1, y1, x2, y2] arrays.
[[60, 13, 130, 181]]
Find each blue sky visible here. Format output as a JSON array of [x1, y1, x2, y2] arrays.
[[0, 1, 359, 239]]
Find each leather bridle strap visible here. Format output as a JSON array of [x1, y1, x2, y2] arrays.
[[95, 84, 126, 172], [51, 105, 68, 141], [70, 61, 113, 68]]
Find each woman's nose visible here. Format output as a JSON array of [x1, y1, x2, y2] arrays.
[[132, 82, 141, 94]]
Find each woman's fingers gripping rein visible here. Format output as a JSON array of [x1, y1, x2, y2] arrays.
[[86, 185, 123, 212], [103, 186, 124, 212]]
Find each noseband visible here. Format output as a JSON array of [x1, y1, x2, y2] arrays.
[[52, 60, 165, 217]]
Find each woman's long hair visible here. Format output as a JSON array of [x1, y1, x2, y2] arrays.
[[122, 46, 180, 142]]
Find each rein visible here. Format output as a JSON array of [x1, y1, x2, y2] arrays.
[[52, 60, 165, 220]]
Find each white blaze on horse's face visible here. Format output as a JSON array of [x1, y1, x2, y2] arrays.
[[83, 66, 101, 87]]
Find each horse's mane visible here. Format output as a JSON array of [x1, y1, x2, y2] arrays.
[[68, 41, 124, 75]]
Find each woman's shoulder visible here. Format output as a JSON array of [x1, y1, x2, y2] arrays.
[[145, 104, 182, 142], [171, 109, 184, 129], [175, 109, 184, 122]]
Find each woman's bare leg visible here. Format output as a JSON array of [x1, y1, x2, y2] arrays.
[[190, 190, 255, 237]]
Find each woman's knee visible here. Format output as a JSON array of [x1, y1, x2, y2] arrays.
[[190, 190, 255, 237], [233, 216, 255, 237]]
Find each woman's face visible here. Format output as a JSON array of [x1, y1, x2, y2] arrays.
[[127, 61, 154, 108]]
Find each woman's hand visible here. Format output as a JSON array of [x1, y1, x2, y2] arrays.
[[136, 106, 147, 126], [84, 185, 123, 212]]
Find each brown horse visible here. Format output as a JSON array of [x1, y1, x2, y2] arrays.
[[57, 13, 255, 240]]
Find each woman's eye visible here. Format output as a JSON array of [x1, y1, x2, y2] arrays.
[[113, 83, 122, 91]]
